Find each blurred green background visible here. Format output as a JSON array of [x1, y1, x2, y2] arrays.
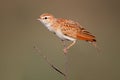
[[0, 0, 120, 80]]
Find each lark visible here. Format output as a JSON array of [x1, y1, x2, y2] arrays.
[[37, 13, 98, 54]]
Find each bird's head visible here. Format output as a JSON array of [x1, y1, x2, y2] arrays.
[[37, 13, 55, 25]]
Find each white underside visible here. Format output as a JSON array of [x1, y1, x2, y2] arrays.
[[40, 20, 54, 32], [56, 29, 76, 41], [40, 19, 76, 41]]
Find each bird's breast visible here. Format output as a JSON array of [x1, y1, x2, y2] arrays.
[[44, 23, 55, 32]]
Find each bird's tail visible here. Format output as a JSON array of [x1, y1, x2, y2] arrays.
[[76, 33, 96, 42], [76, 33, 101, 54], [89, 41, 101, 56]]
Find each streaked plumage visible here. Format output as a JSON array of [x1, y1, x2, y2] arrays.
[[37, 13, 97, 53]]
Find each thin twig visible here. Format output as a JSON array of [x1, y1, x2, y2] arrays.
[[62, 41, 69, 80], [33, 44, 66, 77], [64, 53, 69, 80]]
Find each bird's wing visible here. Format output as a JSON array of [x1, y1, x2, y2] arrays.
[[57, 19, 96, 42], [57, 19, 80, 38], [76, 27, 96, 42]]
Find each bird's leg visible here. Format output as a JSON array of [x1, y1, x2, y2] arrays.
[[66, 40, 76, 50], [61, 40, 67, 54], [61, 40, 66, 48], [63, 40, 76, 54]]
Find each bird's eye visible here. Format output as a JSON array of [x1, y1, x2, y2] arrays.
[[44, 17, 47, 19]]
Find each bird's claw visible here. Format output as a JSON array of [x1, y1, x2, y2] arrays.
[[63, 48, 68, 54]]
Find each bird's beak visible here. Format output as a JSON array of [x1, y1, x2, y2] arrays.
[[37, 18, 41, 21]]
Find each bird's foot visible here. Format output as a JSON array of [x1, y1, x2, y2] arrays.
[[63, 48, 68, 54]]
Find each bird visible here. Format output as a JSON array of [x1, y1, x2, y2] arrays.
[[37, 13, 98, 54]]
